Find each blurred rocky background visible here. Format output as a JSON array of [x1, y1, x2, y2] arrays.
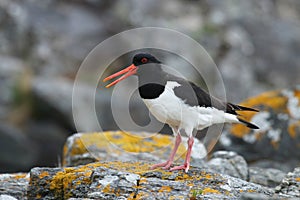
[[0, 0, 300, 173]]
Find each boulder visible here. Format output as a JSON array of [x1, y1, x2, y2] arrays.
[[62, 131, 205, 167], [0, 131, 299, 199], [219, 87, 300, 172], [207, 151, 248, 180], [27, 161, 275, 200]]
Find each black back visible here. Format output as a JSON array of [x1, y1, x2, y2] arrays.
[[133, 53, 258, 117]]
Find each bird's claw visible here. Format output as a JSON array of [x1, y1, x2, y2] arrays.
[[150, 161, 172, 170], [170, 162, 190, 173]]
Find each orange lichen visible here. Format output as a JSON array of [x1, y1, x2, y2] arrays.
[[158, 186, 172, 192], [288, 122, 300, 138], [241, 91, 287, 112], [294, 90, 300, 106], [230, 91, 288, 138], [33, 161, 235, 199], [39, 171, 49, 179], [48, 165, 95, 199], [63, 131, 189, 166], [202, 187, 221, 194], [295, 177, 300, 182], [67, 132, 175, 154], [13, 173, 27, 180], [102, 185, 111, 193]]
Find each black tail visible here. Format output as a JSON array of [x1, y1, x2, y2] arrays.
[[227, 103, 259, 112], [238, 118, 259, 129]]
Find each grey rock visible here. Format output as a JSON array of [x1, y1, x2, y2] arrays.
[[26, 161, 277, 199], [249, 167, 286, 187], [0, 173, 29, 200], [0, 195, 18, 200], [0, 55, 25, 120], [275, 167, 300, 197], [240, 192, 298, 200], [207, 151, 248, 180], [0, 123, 37, 172]]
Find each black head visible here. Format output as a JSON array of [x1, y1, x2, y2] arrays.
[[132, 53, 161, 66]]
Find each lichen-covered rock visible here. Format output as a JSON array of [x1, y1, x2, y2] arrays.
[[62, 131, 206, 167], [27, 161, 276, 200], [275, 167, 300, 197], [219, 87, 300, 171], [0, 173, 29, 200]]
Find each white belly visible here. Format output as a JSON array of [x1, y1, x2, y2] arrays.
[[142, 81, 238, 135]]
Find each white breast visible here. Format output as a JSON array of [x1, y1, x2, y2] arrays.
[[142, 81, 238, 136]]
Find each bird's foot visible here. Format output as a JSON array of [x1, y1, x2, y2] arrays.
[[170, 162, 190, 173], [150, 161, 173, 170]]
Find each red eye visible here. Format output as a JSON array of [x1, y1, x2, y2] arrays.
[[141, 58, 148, 63]]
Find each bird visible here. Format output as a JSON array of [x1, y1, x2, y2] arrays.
[[103, 53, 259, 172]]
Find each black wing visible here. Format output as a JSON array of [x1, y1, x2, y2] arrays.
[[166, 73, 259, 115]]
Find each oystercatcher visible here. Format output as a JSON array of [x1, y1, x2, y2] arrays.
[[103, 53, 259, 172]]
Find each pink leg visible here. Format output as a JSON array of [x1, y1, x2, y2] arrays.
[[150, 133, 182, 170], [170, 136, 194, 173]]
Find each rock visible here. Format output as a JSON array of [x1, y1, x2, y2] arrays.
[[62, 132, 293, 190], [0, 195, 18, 200], [1, 131, 300, 199], [275, 167, 300, 197], [206, 1, 300, 102], [0, 173, 29, 200], [207, 151, 248, 180], [0, 55, 26, 120], [0, 123, 38, 173], [27, 161, 275, 200], [249, 167, 286, 187], [219, 87, 300, 172], [240, 192, 298, 200], [62, 131, 206, 168]]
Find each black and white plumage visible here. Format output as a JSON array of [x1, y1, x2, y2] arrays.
[[104, 53, 259, 172]]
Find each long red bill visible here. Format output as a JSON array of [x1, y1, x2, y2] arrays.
[[103, 64, 137, 88]]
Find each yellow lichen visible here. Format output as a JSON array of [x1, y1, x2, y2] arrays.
[[288, 122, 300, 138], [37, 161, 228, 199], [295, 177, 300, 182], [241, 91, 287, 111], [48, 165, 95, 199], [294, 90, 300, 106], [230, 91, 288, 138], [39, 171, 49, 179], [102, 185, 111, 193], [202, 187, 221, 194], [158, 186, 172, 193], [63, 131, 188, 164], [13, 173, 27, 180]]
